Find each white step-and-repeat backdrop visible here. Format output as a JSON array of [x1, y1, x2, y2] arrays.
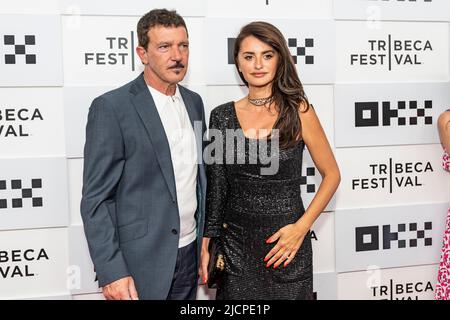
[[0, 0, 449, 300]]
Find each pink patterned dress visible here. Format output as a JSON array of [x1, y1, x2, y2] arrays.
[[435, 149, 450, 300]]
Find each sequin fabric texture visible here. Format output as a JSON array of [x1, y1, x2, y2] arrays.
[[204, 102, 313, 300], [435, 149, 450, 300]]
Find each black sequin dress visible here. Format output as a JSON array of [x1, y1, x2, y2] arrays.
[[204, 102, 313, 300]]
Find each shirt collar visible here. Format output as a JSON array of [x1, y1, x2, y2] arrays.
[[147, 84, 182, 108]]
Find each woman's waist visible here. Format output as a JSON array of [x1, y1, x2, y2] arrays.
[[227, 181, 303, 212], [223, 206, 304, 229]]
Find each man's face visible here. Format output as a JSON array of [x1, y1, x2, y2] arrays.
[[138, 25, 189, 87]]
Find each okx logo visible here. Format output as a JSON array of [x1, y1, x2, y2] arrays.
[[350, 35, 433, 71], [0, 179, 43, 209], [355, 222, 432, 252], [3, 35, 36, 65], [355, 100, 433, 127], [300, 167, 317, 193], [84, 32, 137, 71], [288, 38, 314, 65]]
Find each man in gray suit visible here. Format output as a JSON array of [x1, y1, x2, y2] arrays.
[[80, 9, 206, 300]]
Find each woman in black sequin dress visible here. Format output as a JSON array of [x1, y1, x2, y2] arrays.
[[200, 22, 340, 300]]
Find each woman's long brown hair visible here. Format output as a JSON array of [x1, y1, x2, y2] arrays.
[[234, 21, 310, 149]]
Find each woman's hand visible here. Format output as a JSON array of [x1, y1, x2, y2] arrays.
[[264, 220, 310, 269], [199, 237, 211, 285]]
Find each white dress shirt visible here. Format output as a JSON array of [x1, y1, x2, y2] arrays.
[[148, 85, 198, 248]]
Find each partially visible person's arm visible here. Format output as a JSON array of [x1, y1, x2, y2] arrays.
[[295, 103, 340, 231], [265, 103, 341, 268], [438, 110, 450, 152]]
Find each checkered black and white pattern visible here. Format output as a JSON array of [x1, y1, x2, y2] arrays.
[[300, 166, 316, 193], [3, 35, 36, 65], [287, 38, 314, 65], [383, 222, 433, 249], [0, 178, 43, 209], [383, 100, 433, 126]]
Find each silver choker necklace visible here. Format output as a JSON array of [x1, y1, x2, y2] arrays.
[[248, 96, 273, 106]]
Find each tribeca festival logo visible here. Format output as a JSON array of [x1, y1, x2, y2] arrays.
[[2, 35, 36, 65], [371, 278, 434, 300], [84, 32, 137, 71], [227, 37, 315, 65], [352, 158, 433, 193], [0, 179, 43, 209], [355, 221, 432, 252], [350, 35, 433, 71], [355, 100, 433, 127], [0, 248, 49, 278], [366, 265, 433, 300], [0, 107, 44, 137]]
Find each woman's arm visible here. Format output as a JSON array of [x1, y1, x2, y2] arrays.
[[265, 103, 340, 268], [438, 110, 450, 152], [295, 103, 341, 231]]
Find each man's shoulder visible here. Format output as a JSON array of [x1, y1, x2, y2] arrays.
[[91, 77, 138, 109], [178, 84, 202, 102], [99, 80, 134, 101]]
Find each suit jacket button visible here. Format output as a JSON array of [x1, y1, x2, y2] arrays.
[[172, 229, 178, 235]]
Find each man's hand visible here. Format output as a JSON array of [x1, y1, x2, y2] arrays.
[[102, 276, 139, 300]]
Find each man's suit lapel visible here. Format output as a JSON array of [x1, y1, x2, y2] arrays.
[[129, 73, 177, 202], [178, 85, 200, 129], [179, 85, 204, 166], [179, 86, 206, 236]]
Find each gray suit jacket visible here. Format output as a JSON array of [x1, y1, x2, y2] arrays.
[[80, 73, 207, 299]]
